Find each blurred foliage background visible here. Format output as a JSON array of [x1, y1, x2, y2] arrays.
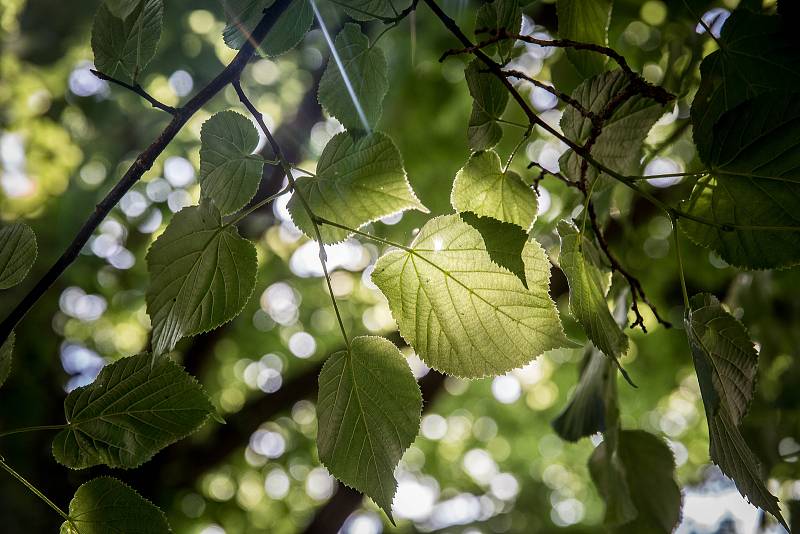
[[1, 0, 799, 532]]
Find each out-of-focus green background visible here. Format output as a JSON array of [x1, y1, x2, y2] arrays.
[[1, 0, 798, 532]]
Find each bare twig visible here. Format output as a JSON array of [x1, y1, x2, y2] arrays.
[[503, 68, 597, 121], [90, 69, 177, 114]]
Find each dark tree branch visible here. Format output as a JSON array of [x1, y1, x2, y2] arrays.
[[0, 0, 294, 346], [90, 69, 177, 114]]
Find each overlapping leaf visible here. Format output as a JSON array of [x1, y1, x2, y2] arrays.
[[590, 430, 682, 532], [61, 477, 170, 534], [317, 336, 421, 519], [686, 293, 787, 530], [288, 131, 427, 244], [103, 0, 140, 18], [330, 0, 407, 22], [682, 93, 800, 269], [451, 150, 538, 230], [691, 10, 800, 158], [475, 0, 522, 61], [372, 214, 568, 378], [465, 59, 509, 151], [0, 332, 13, 389], [459, 212, 528, 288], [52, 352, 214, 469], [221, 0, 313, 58], [146, 203, 257, 355], [559, 70, 666, 187], [199, 111, 263, 216], [556, 0, 612, 77], [0, 222, 37, 289], [91, 0, 163, 81], [318, 23, 388, 132]]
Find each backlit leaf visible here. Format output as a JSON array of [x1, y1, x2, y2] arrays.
[[317, 336, 421, 519], [289, 131, 427, 244], [221, 0, 313, 58], [91, 0, 163, 81], [0, 222, 37, 289], [52, 352, 214, 469], [459, 212, 528, 288], [146, 203, 257, 355], [104, 0, 140, 19], [0, 332, 13, 389], [372, 214, 568, 378], [475, 0, 522, 61], [330, 0, 406, 22], [556, 0, 612, 77], [465, 59, 509, 151]]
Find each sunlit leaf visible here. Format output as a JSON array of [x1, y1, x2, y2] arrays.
[[556, 0, 612, 77], [318, 23, 388, 132], [683, 92, 800, 269], [91, 0, 163, 81], [221, 0, 313, 58], [317, 336, 421, 520], [199, 111, 263, 216], [289, 131, 427, 244], [475, 0, 522, 61], [590, 430, 682, 532], [61, 477, 170, 534], [686, 293, 787, 530], [52, 352, 214, 469], [459, 212, 528, 288], [0, 332, 13, 389], [0, 222, 37, 289], [451, 150, 537, 230], [559, 70, 666, 187], [372, 214, 569, 378], [146, 203, 257, 355], [465, 59, 509, 151]]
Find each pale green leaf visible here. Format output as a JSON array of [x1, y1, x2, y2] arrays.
[[691, 10, 800, 159], [289, 131, 427, 244], [686, 293, 787, 530], [91, 0, 163, 81], [0, 332, 13, 389], [146, 203, 257, 355], [317, 23, 388, 132], [451, 150, 538, 230], [459, 212, 528, 288], [61, 477, 170, 534], [0, 222, 37, 289], [199, 111, 263, 216], [221, 0, 313, 58], [557, 220, 629, 372], [465, 59, 509, 150], [317, 336, 422, 519], [372, 214, 568, 378], [104, 0, 140, 19], [682, 93, 800, 269], [52, 352, 214, 469], [556, 0, 612, 77], [590, 430, 682, 532], [330, 0, 407, 21], [475, 0, 522, 61], [559, 70, 666, 187]]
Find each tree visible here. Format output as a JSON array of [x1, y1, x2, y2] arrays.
[[0, 0, 798, 532]]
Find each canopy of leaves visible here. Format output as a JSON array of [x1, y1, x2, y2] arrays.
[[61, 477, 170, 534], [556, 0, 611, 77], [52, 352, 214, 469], [91, 0, 163, 81], [0, 222, 36, 289], [317, 336, 421, 519], [372, 215, 568, 377], [317, 23, 388, 132], [221, 0, 313, 57], [288, 131, 426, 243], [146, 203, 257, 355]]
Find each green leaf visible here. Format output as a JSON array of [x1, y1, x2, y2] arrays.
[[199, 111, 263, 216], [221, 0, 313, 58], [52, 352, 214, 469], [146, 203, 257, 355], [372, 214, 569, 378], [559, 70, 667, 187], [0, 222, 37, 289], [686, 293, 787, 530], [451, 150, 538, 230], [556, 0, 612, 77], [590, 430, 682, 532], [104, 0, 140, 19], [682, 93, 800, 269], [465, 59, 509, 151], [691, 10, 800, 159], [61, 477, 170, 534], [475, 0, 522, 61], [317, 336, 421, 520], [557, 220, 630, 377], [459, 212, 528, 288], [288, 131, 427, 244], [0, 332, 13, 389], [91, 0, 163, 81], [330, 0, 406, 21], [317, 23, 388, 132], [552, 345, 611, 442]]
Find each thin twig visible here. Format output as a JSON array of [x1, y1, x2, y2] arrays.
[[91, 69, 177, 114], [503, 68, 597, 121]]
